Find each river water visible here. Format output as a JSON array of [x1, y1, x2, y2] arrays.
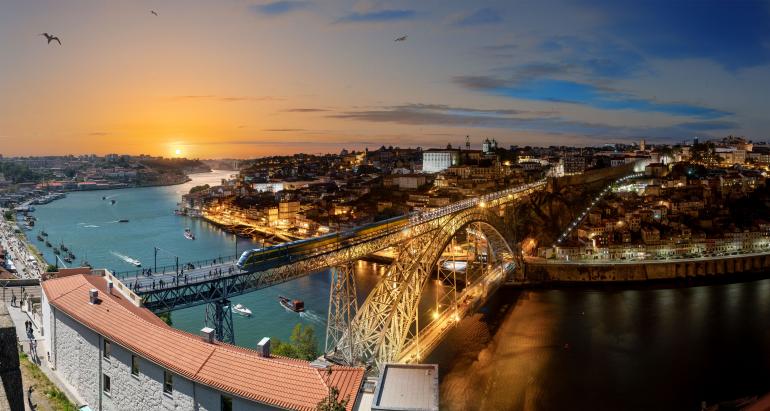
[[26, 171, 770, 409]]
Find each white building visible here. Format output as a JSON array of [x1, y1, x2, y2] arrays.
[[40, 272, 364, 411], [422, 149, 460, 173]]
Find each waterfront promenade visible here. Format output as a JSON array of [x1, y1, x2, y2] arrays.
[[0, 210, 46, 279]]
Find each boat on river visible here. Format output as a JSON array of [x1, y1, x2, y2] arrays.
[[279, 296, 305, 313], [45, 241, 52, 247], [118, 219, 129, 223], [232, 304, 252, 317], [184, 228, 195, 240]]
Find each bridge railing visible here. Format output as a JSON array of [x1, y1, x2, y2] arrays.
[[112, 254, 240, 279]]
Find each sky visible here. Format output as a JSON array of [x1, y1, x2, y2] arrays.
[[1, 0, 769, 158]]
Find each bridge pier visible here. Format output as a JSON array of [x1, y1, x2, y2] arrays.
[[325, 261, 358, 365], [205, 298, 234, 344]]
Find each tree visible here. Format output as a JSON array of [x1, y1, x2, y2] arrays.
[[157, 312, 173, 326], [189, 184, 210, 194], [3, 211, 14, 221], [317, 368, 350, 411], [45, 264, 58, 272], [272, 323, 318, 360]]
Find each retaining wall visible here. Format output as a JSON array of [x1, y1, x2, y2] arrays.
[[522, 254, 770, 283]]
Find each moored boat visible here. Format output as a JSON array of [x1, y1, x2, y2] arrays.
[[184, 228, 195, 240]]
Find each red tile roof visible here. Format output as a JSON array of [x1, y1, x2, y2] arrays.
[[43, 274, 364, 411]]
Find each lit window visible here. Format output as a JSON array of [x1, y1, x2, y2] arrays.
[[163, 371, 173, 394], [103, 374, 111, 394], [221, 395, 233, 411], [103, 339, 111, 359], [131, 355, 139, 376]]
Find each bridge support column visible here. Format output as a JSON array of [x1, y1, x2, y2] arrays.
[[205, 298, 234, 344], [325, 261, 358, 365]]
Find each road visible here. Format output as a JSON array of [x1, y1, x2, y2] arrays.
[[0, 210, 46, 279]]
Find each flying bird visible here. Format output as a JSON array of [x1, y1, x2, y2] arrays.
[[394, 35, 407, 42], [40, 33, 61, 45], [151, 10, 158, 16]]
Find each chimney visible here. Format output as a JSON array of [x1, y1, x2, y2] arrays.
[[106, 279, 114, 294], [200, 327, 215, 343], [89, 288, 98, 304], [257, 337, 271, 358]]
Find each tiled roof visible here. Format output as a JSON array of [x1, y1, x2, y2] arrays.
[[43, 274, 364, 411]]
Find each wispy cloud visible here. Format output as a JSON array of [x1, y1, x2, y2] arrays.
[[251, 1, 310, 16], [169, 95, 282, 102], [89, 132, 109, 136], [453, 75, 731, 119], [329, 103, 737, 141], [262, 128, 306, 132], [283, 108, 329, 112], [451, 8, 503, 26], [336, 9, 416, 23]]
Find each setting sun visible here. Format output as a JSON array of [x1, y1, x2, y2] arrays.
[[175, 148, 182, 156]]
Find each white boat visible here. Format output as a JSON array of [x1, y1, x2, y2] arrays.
[[126, 257, 141, 267], [184, 228, 195, 240], [232, 304, 252, 317]]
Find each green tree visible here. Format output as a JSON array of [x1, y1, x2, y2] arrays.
[[3, 211, 14, 221], [46, 264, 58, 272], [317, 367, 350, 411], [272, 323, 318, 360], [189, 184, 210, 194], [158, 312, 173, 326]]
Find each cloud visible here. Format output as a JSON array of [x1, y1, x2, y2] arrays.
[[169, 95, 281, 102], [336, 9, 415, 23], [453, 75, 731, 119], [585, 0, 770, 69], [283, 108, 329, 112], [89, 132, 109, 136], [329, 103, 736, 142], [262, 128, 306, 132], [251, 1, 310, 16], [451, 8, 503, 26]]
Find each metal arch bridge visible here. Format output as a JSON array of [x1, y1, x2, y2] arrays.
[[120, 180, 545, 357]]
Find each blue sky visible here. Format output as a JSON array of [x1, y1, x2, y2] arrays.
[[0, 0, 769, 156]]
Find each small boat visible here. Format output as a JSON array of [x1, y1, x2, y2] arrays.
[[41, 230, 48, 237], [60, 244, 68, 252], [279, 296, 305, 313], [36, 235, 44, 241], [111, 199, 116, 205], [126, 257, 141, 267], [63, 256, 72, 263], [102, 196, 106, 200], [23, 224, 32, 231], [68, 251, 76, 259], [45, 241, 52, 247], [232, 304, 252, 317], [118, 219, 129, 223], [184, 228, 195, 240], [53, 248, 60, 255], [81, 260, 92, 269]]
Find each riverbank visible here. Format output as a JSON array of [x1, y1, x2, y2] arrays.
[[522, 252, 770, 283]]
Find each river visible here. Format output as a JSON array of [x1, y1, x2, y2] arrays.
[[428, 281, 770, 410], [25, 171, 770, 409]]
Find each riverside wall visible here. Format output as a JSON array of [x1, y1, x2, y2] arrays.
[[0, 305, 23, 411], [522, 254, 770, 283]]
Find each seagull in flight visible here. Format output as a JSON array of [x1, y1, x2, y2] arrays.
[[40, 33, 61, 45], [394, 35, 407, 42], [151, 10, 158, 16]]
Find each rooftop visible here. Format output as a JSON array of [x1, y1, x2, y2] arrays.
[[372, 363, 438, 411], [42, 273, 364, 411]]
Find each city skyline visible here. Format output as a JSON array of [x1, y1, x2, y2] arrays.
[[1, 0, 770, 158]]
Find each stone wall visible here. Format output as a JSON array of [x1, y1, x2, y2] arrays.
[[549, 162, 639, 193], [523, 254, 770, 283], [0, 305, 23, 411], [53, 310, 101, 407]]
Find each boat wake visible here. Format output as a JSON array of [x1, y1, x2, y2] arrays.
[[299, 310, 324, 325], [84, 224, 100, 228], [110, 251, 141, 266]]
